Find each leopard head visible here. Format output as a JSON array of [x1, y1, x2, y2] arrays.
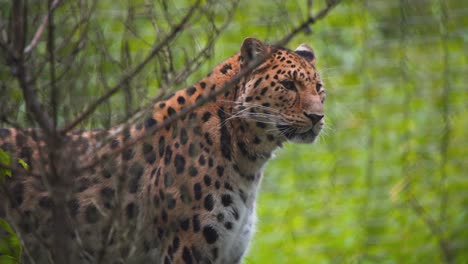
[[236, 37, 326, 143]]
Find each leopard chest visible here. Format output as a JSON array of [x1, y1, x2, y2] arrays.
[[215, 175, 261, 263], [218, 197, 257, 263]]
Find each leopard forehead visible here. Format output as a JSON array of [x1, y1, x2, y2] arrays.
[[249, 48, 320, 85], [239, 49, 323, 102]]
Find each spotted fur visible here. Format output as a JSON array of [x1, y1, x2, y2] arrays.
[[0, 38, 325, 263]]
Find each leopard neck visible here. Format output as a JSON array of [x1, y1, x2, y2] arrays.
[[206, 55, 282, 184], [151, 53, 280, 186]]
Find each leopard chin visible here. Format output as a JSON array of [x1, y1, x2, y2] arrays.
[[291, 130, 319, 143], [277, 125, 321, 143]]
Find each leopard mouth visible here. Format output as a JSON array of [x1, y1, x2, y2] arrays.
[[277, 125, 317, 142]]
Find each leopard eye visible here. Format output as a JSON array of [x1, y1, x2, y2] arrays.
[[280, 80, 297, 91], [316, 83, 322, 92]]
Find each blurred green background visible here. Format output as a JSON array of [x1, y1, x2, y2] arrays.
[[1, 0, 467, 263], [241, 1, 468, 263]]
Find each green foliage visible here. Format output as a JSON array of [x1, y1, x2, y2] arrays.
[[16, 160, 28, 172], [0, 149, 12, 181], [0, 219, 22, 264], [0, 149, 28, 181], [0, 151, 26, 263]]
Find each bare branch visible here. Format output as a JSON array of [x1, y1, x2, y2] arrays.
[[23, 0, 61, 54], [11, 0, 26, 58], [32, 1, 97, 85], [1, 1, 343, 262], [78, 0, 338, 171], [171, 1, 239, 86], [47, 0, 58, 127], [9, 1, 55, 135], [14, 62, 55, 135], [79, 49, 273, 172], [277, 0, 342, 46], [60, 0, 202, 134]]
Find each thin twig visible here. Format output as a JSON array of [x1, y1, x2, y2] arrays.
[[48, 0, 58, 128], [277, 0, 342, 46], [172, 0, 239, 86], [408, 197, 453, 263], [10, 1, 54, 135], [77, 0, 340, 171], [24, 0, 61, 54], [79, 50, 273, 172], [15, 62, 55, 135], [61, 0, 337, 135], [32, 1, 97, 85], [60, 0, 202, 134]]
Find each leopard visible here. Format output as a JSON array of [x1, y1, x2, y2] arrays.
[[0, 37, 326, 264]]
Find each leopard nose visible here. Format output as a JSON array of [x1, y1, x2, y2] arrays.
[[304, 112, 324, 125]]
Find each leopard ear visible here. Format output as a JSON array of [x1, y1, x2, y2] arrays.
[[295, 44, 316, 65], [240, 37, 267, 67]]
